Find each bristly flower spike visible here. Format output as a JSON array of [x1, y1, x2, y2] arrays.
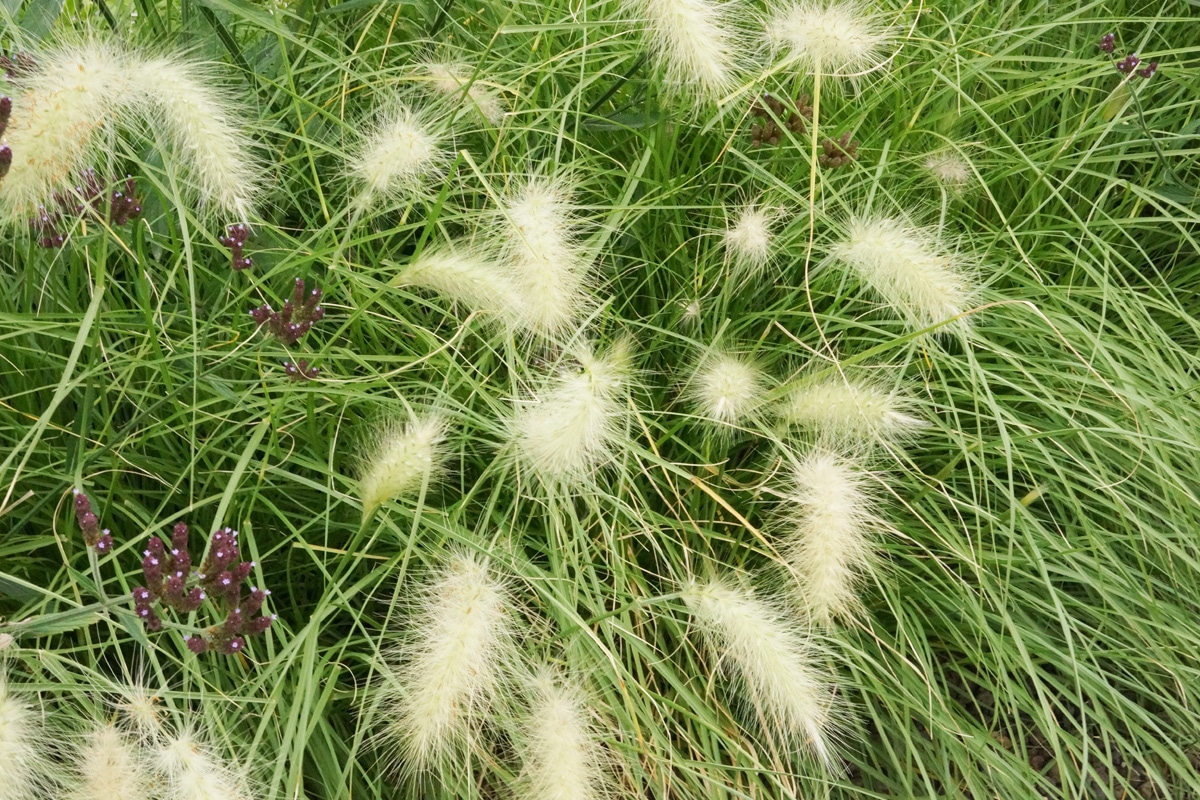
[[380, 552, 517, 773], [623, 0, 741, 100], [827, 214, 977, 332], [351, 103, 447, 202], [358, 412, 448, 520], [766, 0, 893, 82], [782, 449, 879, 624], [681, 577, 838, 764], [0, 675, 54, 800]]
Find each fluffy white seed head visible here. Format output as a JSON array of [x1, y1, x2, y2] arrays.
[[0, 677, 51, 800], [130, 57, 262, 222], [69, 725, 151, 800], [0, 40, 262, 224], [828, 215, 976, 331], [0, 40, 132, 222], [358, 413, 448, 520], [113, 683, 164, 740], [624, 0, 740, 99], [500, 176, 591, 337], [779, 374, 924, 444], [519, 669, 607, 800], [724, 204, 778, 276], [395, 244, 531, 331], [156, 731, 253, 800], [421, 62, 505, 125], [681, 578, 835, 763], [352, 104, 447, 200], [767, 0, 892, 80], [686, 350, 766, 429], [783, 450, 877, 625], [924, 149, 974, 190], [383, 552, 516, 772], [507, 340, 633, 488]]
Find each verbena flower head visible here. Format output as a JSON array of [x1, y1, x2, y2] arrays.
[[624, 0, 741, 100], [827, 214, 977, 331], [500, 175, 591, 338], [0, 675, 52, 800], [351, 103, 447, 201], [685, 349, 767, 430], [357, 412, 448, 520], [779, 372, 925, 445], [923, 149, 974, 191], [681, 577, 837, 764], [767, 0, 892, 81], [156, 729, 254, 800], [782, 449, 878, 624], [723, 203, 779, 276], [518, 668, 608, 800], [420, 61, 505, 125], [69, 724, 152, 800], [395, 244, 531, 332], [381, 552, 517, 773], [506, 338, 634, 489]]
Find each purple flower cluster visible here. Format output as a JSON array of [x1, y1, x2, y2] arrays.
[[72, 490, 112, 553], [132, 523, 206, 631], [131, 523, 274, 655], [819, 132, 860, 169], [283, 359, 319, 381], [250, 277, 325, 346], [1099, 33, 1158, 79], [220, 223, 252, 270], [0, 97, 12, 181], [749, 93, 812, 148], [32, 169, 142, 248]]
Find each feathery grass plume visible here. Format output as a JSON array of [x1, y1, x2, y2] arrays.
[[766, 0, 892, 80], [420, 61, 506, 125], [0, 39, 132, 222], [500, 175, 591, 337], [924, 149, 974, 191], [114, 684, 164, 740], [394, 244, 530, 330], [623, 0, 740, 100], [782, 449, 878, 625], [358, 412, 448, 520], [681, 577, 836, 764], [156, 730, 254, 800], [351, 103, 447, 201], [129, 57, 262, 222], [69, 724, 151, 800], [0, 676, 52, 800], [827, 215, 976, 331], [779, 372, 924, 444], [507, 338, 633, 488], [382, 551, 517, 772], [0, 39, 263, 224], [723, 203, 778, 276], [518, 668, 608, 800], [685, 349, 767, 430]]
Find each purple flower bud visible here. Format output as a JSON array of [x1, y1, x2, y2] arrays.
[[1137, 61, 1158, 79], [96, 532, 113, 553], [220, 636, 246, 655], [1099, 33, 1115, 54], [248, 615, 274, 635], [186, 636, 210, 655]]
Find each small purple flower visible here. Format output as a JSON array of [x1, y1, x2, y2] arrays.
[[1116, 53, 1141, 74], [1136, 61, 1158, 79], [219, 223, 252, 270], [283, 359, 319, 381], [1099, 32, 1115, 54], [250, 278, 326, 346]]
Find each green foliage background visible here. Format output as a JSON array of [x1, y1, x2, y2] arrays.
[[1, 0, 1199, 797]]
